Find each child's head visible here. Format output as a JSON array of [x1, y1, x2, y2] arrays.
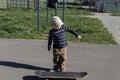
[[50, 16, 64, 29]]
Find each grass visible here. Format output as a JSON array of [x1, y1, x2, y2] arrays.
[[0, 3, 117, 44], [65, 16, 116, 44], [110, 12, 120, 16]]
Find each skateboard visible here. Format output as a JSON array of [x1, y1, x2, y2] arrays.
[[35, 70, 88, 80]]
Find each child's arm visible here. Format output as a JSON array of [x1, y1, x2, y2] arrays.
[[48, 31, 53, 51], [64, 26, 81, 39]]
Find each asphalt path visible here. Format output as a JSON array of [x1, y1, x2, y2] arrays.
[[0, 8, 120, 80], [0, 39, 120, 80], [90, 13, 120, 45]]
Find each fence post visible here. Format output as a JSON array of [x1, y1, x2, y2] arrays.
[[62, 0, 65, 22], [46, 0, 49, 23], [37, 0, 40, 31], [27, 0, 29, 10]]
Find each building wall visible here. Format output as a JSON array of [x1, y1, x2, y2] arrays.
[[0, 0, 7, 9], [105, 0, 120, 3], [95, 0, 120, 12]]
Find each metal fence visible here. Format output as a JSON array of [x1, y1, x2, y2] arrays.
[[95, 0, 120, 12], [0, 0, 79, 9]]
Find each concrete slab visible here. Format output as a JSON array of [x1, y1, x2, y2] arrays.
[[0, 39, 120, 80], [91, 13, 120, 45]]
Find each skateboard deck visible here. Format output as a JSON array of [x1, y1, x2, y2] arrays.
[[35, 70, 88, 79]]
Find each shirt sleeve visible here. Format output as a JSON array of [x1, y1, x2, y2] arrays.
[[64, 26, 79, 37], [48, 31, 53, 51]]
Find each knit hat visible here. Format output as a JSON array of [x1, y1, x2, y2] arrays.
[[50, 16, 64, 29]]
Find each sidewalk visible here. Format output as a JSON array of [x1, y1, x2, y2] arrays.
[[90, 12, 120, 44], [0, 10, 120, 80], [0, 39, 120, 80]]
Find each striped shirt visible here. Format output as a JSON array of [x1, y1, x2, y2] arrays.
[[48, 25, 79, 50]]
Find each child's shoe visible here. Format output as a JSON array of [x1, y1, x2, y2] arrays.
[[49, 69, 55, 72]]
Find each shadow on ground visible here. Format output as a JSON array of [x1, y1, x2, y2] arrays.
[[0, 61, 50, 71], [0, 61, 76, 80], [23, 76, 44, 80], [23, 76, 76, 80]]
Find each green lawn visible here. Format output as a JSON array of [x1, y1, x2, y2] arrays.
[[110, 12, 120, 16], [0, 3, 117, 44]]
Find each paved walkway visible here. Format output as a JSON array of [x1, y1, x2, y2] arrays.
[[0, 39, 120, 80], [90, 12, 120, 44], [0, 11, 120, 80]]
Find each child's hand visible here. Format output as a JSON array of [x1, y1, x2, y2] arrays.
[[48, 46, 51, 51], [49, 50, 53, 53], [77, 35, 81, 40]]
